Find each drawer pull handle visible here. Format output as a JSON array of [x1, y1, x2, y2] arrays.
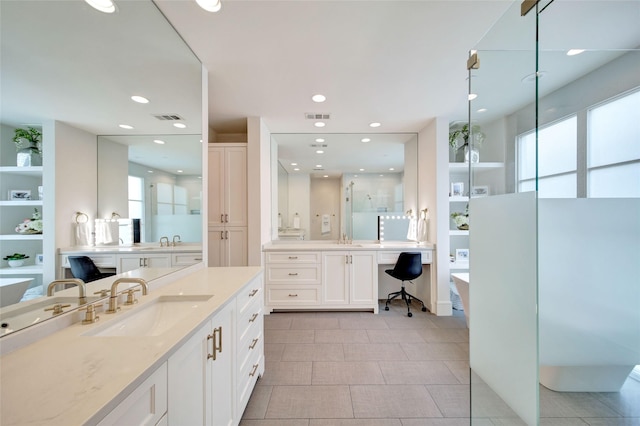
[[249, 313, 259, 322], [249, 363, 259, 377], [288, 293, 298, 297], [249, 338, 259, 349], [194, 258, 203, 261], [288, 256, 298, 259], [249, 289, 259, 297], [288, 273, 298, 276], [207, 326, 222, 361]]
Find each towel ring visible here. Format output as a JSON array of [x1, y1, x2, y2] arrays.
[[75, 212, 89, 224]]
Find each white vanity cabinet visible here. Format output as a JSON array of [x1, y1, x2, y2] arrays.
[[168, 300, 235, 426], [97, 362, 168, 426], [118, 254, 172, 273], [265, 251, 322, 307], [322, 251, 377, 307]]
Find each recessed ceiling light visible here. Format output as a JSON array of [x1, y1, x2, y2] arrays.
[[323, 175, 329, 178], [312, 94, 326, 103], [153, 139, 165, 145], [314, 122, 326, 128], [177, 170, 183, 173], [291, 162, 297, 166], [389, 168, 395, 171], [379, 174, 384, 177], [361, 138, 371, 143], [85, 0, 116, 13], [147, 170, 154, 174], [119, 124, 133, 129], [477, 108, 488, 113], [315, 138, 325, 143], [316, 164, 322, 168], [316, 150, 324, 154], [293, 168, 300, 171], [567, 49, 585, 56], [196, 0, 222, 12], [468, 93, 478, 101], [369, 122, 381, 128], [359, 168, 365, 171], [131, 95, 149, 104], [173, 123, 187, 129], [354, 174, 358, 177]]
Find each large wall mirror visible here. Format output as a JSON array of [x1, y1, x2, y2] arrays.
[[0, 0, 202, 334], [272, 133, 418, 242]]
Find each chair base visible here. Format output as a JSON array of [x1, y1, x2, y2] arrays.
[[384, 284, 427, 317]]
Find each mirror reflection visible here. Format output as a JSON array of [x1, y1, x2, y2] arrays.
[[272, 133, 418, 241]]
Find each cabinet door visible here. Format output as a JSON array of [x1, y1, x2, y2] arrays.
[[146, 255, 171, 269], [226, 226, 247, 266], [208, 147, 225, 226], [350, 252, 378, 304], [208, 301, 235, 426], [322, 252, 349, 304], [168, 321, 210, 425], [208, 228, 225, 267], [118, 256, 145, 273], [224, 147, 247, 227]]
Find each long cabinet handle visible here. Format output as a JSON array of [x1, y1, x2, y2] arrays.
[[249, 363, 259, 377], [220, 230, 224, 239], [288, 256, 298, 259], [221, 213, 224, 223], [225, 230, 229, 240], [288, 294, 298, 297], [225, 214, 229, 223], [288, 272, 298, 276], [207, 326, 223, 361]]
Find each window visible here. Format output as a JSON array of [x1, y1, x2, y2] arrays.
[[587, 89, 640, 198], [517, 115, 577, 198], [128, 176, 144, 219]]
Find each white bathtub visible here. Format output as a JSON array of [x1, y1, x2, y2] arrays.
[[451, 273, 469, 328]]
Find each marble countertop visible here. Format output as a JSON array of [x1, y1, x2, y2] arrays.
[[0, 266, 263, 426], [58, 244, 202, 254], [263, 240, 435, 251]]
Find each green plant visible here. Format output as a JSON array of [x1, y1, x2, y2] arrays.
[[3, 253, 29, 261], [12, 127, 42, 154], [449, 123, 485, 150]]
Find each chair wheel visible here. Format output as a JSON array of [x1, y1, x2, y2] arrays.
[[407, 312, 413, 317], [384, 306, 389, 311], [421, 307, 427, 312]]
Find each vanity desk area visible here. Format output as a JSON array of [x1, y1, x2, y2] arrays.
[[263, 241, 435, 314]]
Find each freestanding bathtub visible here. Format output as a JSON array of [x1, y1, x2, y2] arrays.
[[451, 273, 469, 328]]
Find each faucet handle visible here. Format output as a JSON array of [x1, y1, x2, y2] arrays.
[[123, 289, 141, 306], [44, 303, 71, 315], [80, 304, 100, 324], [94, 289, 109, 297]]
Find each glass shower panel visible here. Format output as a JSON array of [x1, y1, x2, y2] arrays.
[[468, 1, 539, 424]]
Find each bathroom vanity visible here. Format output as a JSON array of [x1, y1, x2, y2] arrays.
[[263, 241, 435, 314], [0, 265, 264, 426]]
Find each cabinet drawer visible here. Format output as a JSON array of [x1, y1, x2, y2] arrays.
[[237, 278, 262, 316], [237, 350, 262, 418], [378, 250, 432, 265], [266, 265, 321, 284], [267, 287, 320, 304], [266, 252, 321, 264], [238, 317, 262, 372], [171, 253, 203, 266], [238, 304, 262, 343]]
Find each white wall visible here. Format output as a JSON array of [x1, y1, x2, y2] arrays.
[[247, 116, 271, 266], [287, 173, 310, 235], [98, 138, 128, 219]]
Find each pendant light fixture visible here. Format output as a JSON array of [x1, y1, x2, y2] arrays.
[[196, 0, 222, 12]]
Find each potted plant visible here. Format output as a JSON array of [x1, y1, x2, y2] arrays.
[[449, 123, 485, 163], [13, 126, 42, 167], [450, 204, 469, 230], [3, 253, 29, 268]]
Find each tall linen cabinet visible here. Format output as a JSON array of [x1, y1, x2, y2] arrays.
[[208, 144, 248, 267]]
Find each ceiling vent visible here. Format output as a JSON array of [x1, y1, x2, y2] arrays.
[[313, 167, 324, 171], [310, 143, 328, 148], [152, 113, 184, 121], [305, 113, 331, 120]]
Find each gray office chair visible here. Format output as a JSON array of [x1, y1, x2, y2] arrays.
[[384, 252, 427, 317]]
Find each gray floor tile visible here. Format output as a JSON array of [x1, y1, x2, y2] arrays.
[[264, 315, 293, 329], [429, 315, 468, 329], [264, 343, 285, 361], [443, 361, 470, 385], [426, 385, 471, 417], [344, 343, 408, 361], [470, 383, 522, 419], [242, 385, 273, 419], [401, 418, 473, 426], [240, 420, 310, 426], [311, 420, 402, 426], [582, 419, 640, 426], [340, 317, 390, 329], [367, 329, 426, 344], [266, 385, 353, 419], [383, 316, 438, 330], [290, 316, 341, 329], [401, 342, 469, 361], [350, 384, 444, 418], [315, 329, 370, 344], [312, 361, 385, 385], [265, 329, 315, 343], [539, 419, 590, 425], [259, 361, 312, 385], [540, 386, 621, 418], [418, 328, 469, 343], [379, 361, 461, 385], [281, 343, 345, 361], [591, 377, 640, 418]]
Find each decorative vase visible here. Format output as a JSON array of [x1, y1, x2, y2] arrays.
[[8, 259, 24, 268], [464, 146, 479, 163], [16, 147, 42, 167]]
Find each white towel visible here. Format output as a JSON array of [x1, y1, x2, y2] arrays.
[[95, 220, 119, 245], [292, 216, 301, 229], [417, 211, 429, 242], [74, 222, 92, 246], [278, 215, 283, 228], [321, 214, 331, 234], [406, 217, 418, 241]]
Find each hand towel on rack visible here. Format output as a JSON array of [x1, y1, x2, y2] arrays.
[[74, 222, 92, 246], [321, 214, 331, 234], [292, 215, 301, 229], [406, 217, 418, 241], [95, 220, 119, 245]]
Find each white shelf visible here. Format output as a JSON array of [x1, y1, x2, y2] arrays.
[[0, 234, 44, 241], [449, 196, 468, 203], [449, 162, 504, 171], [0, 265, 43, 275], [449, 230, 469, 236], [0, 166, 43, 177], [0, 200, 43, 207], [449, 261, 469, 271]]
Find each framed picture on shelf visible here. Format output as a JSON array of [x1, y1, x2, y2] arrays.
[[455, 248, 470, 263], [36, 254, 44, 265], [451, 182, 464, 197], [9, 190, 31, 200], [471, 186, 490, 197]]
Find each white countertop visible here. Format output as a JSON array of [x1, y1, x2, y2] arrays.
[[263, 240, 435, 251], [59, 244, 202, 254], [0, 266, 262, 426]]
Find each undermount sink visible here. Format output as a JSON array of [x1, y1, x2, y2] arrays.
[[83, 295, 212, 337]]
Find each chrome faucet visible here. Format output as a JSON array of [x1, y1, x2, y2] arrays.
[[107, 278, 149, 314], [172, 234, 181, 246], [47, 279, 87, 305], [159, 236, 169, 247]]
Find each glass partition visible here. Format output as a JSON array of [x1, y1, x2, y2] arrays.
[[468, 0, 639, 423]]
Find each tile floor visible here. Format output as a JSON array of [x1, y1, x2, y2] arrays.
[[240, 301, 640, 426]]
